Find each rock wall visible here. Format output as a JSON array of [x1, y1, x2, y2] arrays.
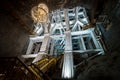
[[0, 14, 29, 57]]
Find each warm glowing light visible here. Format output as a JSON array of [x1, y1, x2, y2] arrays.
[[31, 3, 48, 23]]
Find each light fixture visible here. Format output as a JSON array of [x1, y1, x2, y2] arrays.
[[31, 3, 49, 23]]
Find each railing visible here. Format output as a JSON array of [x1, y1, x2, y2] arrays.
[[0, 54, 63, 80], [30, 63, 51, 80], [74, 53, 102, 78], [0, 57, 49, 80]]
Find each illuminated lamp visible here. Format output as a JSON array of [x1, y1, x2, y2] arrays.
[[31, 3, 49, 23]]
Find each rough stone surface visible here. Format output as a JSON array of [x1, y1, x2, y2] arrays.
[[0, 14, 29, 57], [77, 51, 120, 80], [77, 1, 120, 79]]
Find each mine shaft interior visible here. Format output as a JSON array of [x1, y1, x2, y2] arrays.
[[0, 0, 120, 80]]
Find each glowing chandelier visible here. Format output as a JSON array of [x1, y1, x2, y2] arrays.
[[31, 3, 49, 23]]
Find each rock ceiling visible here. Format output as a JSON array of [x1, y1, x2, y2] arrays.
[[1, 0, 111, 34]]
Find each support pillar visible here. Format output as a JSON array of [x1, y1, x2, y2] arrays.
[[50, 39, 55, 55], [32, 22, 50, 63], [26, 40, 34, 55], [62, 9, 74, 79], [62, 31, 74, 79], [32, 33, 50, 63], [80, 36, 86, 50], [90, 31, 100, 49]]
